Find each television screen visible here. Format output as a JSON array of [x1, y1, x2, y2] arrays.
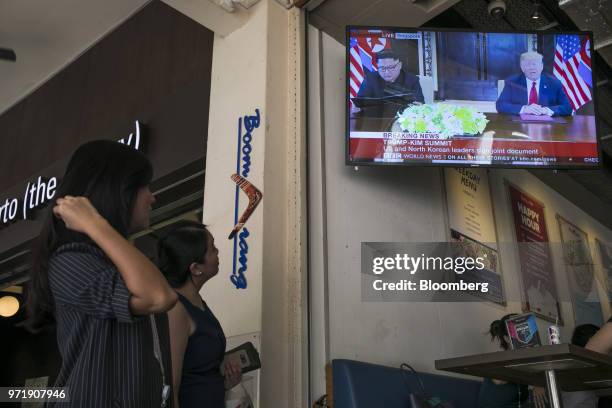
[[346, 27, 600, 168]]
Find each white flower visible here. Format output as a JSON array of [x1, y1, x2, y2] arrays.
[[395, 103, 489, 138]]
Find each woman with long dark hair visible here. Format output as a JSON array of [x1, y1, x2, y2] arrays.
[[157, 221, 242, 408], [23, 140, 177, 407]]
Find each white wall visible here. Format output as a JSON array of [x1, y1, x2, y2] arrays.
[[202, 1, 268, 339], [308, 26, 612, 401], [200, 3, 268, 405], [196, 1, 307, 406], [163, 0, 251, 37]]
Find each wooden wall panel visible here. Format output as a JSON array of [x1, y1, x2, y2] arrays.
[[0, 0, 213, 191]]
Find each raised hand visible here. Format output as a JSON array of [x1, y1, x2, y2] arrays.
[[53, 196, 104, 235]]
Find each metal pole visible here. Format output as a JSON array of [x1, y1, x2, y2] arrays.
[[545, 369, 563, 408]]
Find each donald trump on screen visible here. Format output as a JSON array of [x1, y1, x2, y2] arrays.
[[496, 51, 572, 117]]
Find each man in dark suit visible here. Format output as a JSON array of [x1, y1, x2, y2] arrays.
[[354, 49, 424, 117], [496, 51, 572, 116]]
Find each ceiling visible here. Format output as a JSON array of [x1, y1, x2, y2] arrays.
[[559, 0, 612, 66], [305, 0, 462, 43], [0, 0, 153, 116], [0, 0, 256, 116]]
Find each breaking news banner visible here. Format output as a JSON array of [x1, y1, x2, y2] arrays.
[[349, 137, 598, 166]]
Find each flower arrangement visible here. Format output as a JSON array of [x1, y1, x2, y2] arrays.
[[395, 104, 489, 138]]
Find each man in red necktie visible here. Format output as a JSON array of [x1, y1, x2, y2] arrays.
[[528, 81, 538, 106], [496, 51, 572, 116]]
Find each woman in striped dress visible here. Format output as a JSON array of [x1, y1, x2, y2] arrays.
[[24, 140, 178, 407]]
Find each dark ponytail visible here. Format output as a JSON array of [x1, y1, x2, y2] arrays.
[[157, 221, 209, 288], [489, 313, 518, 351]]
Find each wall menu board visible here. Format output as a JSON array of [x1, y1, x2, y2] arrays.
[[444, 168, 504, 304], [444, 168, 497, 244], [596, 239, 612, 307], [508, 183, 561, 322], [557, 215, 604, 326]]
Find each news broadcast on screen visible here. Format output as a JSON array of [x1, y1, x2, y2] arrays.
[[346, 27, 600, 168]]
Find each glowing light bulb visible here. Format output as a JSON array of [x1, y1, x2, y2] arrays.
[[0, 295, 19, 317]]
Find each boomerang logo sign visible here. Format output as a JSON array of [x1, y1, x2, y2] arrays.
[[229, 174, 262, 239], [230, 109, 261, 289]]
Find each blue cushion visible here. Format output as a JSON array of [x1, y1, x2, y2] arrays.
[[332, 359, 481, 408]]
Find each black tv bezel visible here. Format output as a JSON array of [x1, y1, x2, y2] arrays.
[[344, 25, 602, 170]]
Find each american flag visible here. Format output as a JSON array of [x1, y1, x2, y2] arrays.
[[553, 34, 593, 111], [348, 35, 389, 106]]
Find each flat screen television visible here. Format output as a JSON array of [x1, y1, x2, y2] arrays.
[[346, 26, 600, 169]]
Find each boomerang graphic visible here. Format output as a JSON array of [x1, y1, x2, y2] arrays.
[[229, 174, 263, 239]]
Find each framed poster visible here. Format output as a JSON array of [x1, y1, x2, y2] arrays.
[[444, 168, 497, 244], [557, 215, 604, 326], [444, 168, 505, 304], [507, 182, 561, 323], [595, 238, 612, 306]]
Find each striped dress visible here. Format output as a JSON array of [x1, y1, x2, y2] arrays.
[[46, 242, 171, 407]]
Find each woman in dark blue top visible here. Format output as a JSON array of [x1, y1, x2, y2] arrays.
[[158, 221, 242, 408]]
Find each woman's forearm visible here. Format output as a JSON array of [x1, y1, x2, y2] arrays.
[[86, 217, 177, 313], [586, 323, 612, 354]]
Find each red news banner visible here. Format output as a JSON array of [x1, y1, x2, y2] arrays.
[[349, 136, 599, 165]]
